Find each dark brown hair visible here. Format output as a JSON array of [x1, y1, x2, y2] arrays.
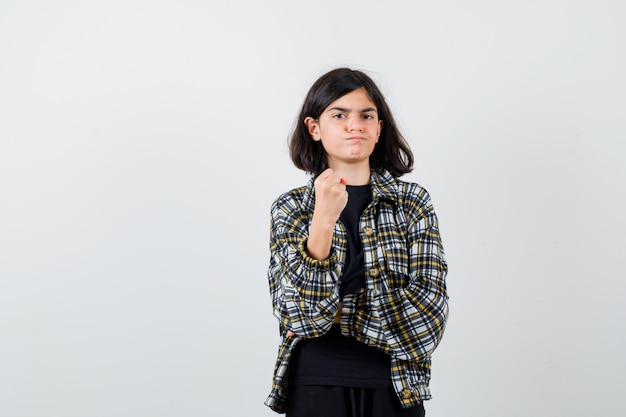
[[289, 68, 414, 177]]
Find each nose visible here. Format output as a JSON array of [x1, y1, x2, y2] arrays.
[[347, 115, 364, 132]]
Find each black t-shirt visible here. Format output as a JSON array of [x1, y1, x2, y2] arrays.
[[339, 185, 369, 297], [289, 184, 391, 388]]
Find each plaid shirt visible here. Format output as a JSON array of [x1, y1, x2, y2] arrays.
[[265, 169, 449, 413]]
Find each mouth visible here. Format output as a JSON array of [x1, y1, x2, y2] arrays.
[[347, 136, 365, 141]]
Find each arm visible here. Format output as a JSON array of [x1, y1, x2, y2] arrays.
[[340, 192, 449, 362], [267, 194, 343, 338]]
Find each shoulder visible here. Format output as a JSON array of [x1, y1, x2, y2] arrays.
[[269, 184, 315, 235], [271, 185, 308, 212], [270, 176, 316, 218], [395, 178, 432, 204], [392, 177, 436, 221], [374, 170, 432, 209]]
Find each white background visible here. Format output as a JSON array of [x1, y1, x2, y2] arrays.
[[1, 1, 625, 416]]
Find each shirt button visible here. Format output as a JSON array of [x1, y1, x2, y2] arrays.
[[401, 389, 413, 399], [362, 226, 374, 236], [368, 267, 379, 277]]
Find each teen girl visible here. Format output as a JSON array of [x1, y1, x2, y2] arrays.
[[265, 68, 449, 417]]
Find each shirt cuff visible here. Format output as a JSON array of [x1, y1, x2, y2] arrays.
[[298, 237, 338, 270]]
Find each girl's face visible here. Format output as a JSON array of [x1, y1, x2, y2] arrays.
[[305, 87, 382, 171]]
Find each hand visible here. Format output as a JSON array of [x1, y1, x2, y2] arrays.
[[312, 168, 348, 226]]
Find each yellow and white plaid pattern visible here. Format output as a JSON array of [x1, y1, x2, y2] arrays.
[[265, 170, 449, 413]]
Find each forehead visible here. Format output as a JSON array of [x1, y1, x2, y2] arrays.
[[325, 87, 376, 110]]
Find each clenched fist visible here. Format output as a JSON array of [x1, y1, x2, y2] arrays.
[[306, 168, 348, 261], [313, 168, 349, 225]]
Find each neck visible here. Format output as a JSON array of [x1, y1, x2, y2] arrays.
[[327, 162, 371, 186]]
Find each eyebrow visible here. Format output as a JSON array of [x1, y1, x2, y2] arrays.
[[327, 106, 377, 113]]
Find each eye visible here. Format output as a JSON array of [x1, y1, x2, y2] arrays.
[[332, 113, 346, 119], [362, 114, 375, 120]]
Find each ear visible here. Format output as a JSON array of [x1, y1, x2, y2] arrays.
[[304, 116, 321, 141], [376, 120, 383, 142]]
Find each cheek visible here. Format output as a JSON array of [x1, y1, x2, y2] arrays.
[[370, 125, 381, 139]]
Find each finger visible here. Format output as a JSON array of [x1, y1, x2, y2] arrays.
[[287, 331, 296, 337], [318, 168, 334, 181], [325, 173, 345, 186]]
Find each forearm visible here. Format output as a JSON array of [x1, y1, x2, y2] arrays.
[[340, 283, 448, 361], [306, 215, 336, 261], [339, 217, 449, 361]]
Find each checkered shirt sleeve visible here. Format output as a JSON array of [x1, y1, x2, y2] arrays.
[[267, 186, 343, 339]]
